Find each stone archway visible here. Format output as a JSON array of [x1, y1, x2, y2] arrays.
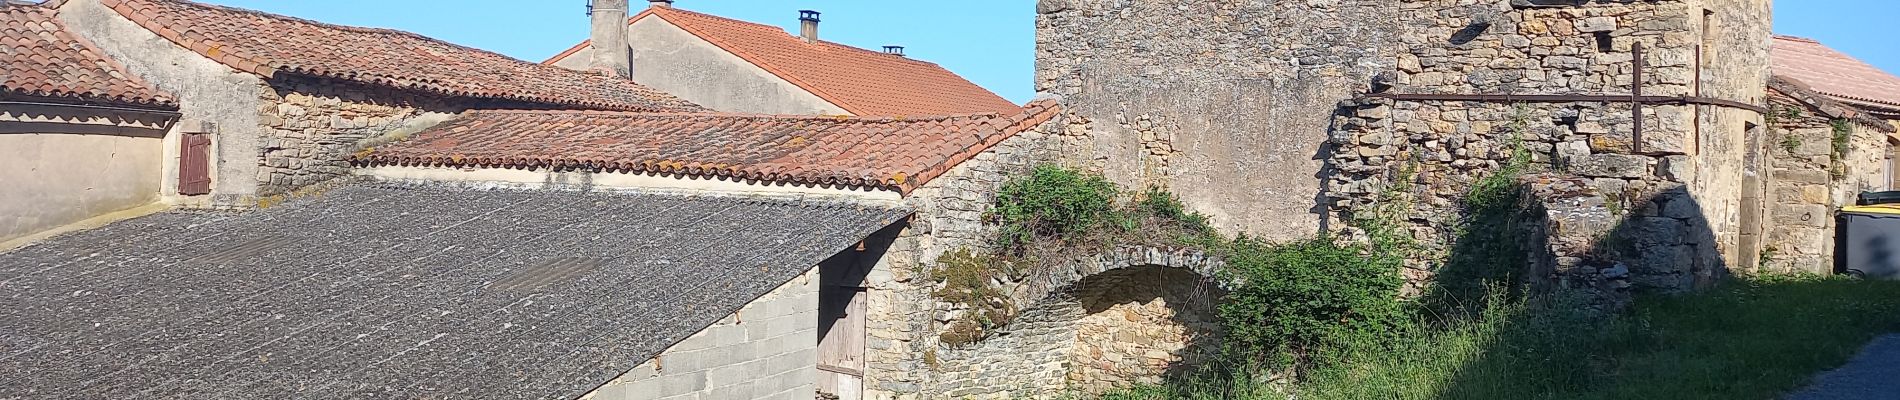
[[1066, 264, 1225, 393], [923, 246, 1226, 398]]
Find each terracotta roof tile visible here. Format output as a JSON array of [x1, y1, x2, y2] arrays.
[[363, 100, 1061, 194], [1, 4, 174, 109], [546, 7, 1019, 117], [98, 0, 702, 112], [1772, 35, 1900, 111]]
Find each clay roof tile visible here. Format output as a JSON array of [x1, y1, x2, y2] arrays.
[[546, 7, 1018, 117], [1, 4, 175, 109], [1773, 35, 1900, 111], [366, 100, 1062, 195], [104, 0, 701, 112]]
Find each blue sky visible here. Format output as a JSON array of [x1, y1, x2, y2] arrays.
[[198, 1, 1893, 104]]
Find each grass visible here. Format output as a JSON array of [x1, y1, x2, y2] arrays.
[[1097, 275, 1900, 400]]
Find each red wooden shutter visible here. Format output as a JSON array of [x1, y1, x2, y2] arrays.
[[178, 133, 212, 195]]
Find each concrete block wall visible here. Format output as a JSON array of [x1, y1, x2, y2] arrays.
[[584, 267, 820, 400]]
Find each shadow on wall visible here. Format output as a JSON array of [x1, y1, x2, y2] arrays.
[[923, 262, 1224, 397], [1424, 175, 1728, 313], [1064, 265, 1225, 394], [1420, 177, 1729, 398]]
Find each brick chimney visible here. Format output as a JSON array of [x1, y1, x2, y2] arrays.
[[799, 10, 820, 43], [588, 0, 631, 78]]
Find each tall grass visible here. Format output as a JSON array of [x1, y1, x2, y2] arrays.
[[1095, 275, 1900, 400]]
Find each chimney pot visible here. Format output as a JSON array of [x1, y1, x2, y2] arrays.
[[799, 10, 820, 43], [883, 46, 905, 56], [588, 0, 632, 78], [649, 0, 671, 8]]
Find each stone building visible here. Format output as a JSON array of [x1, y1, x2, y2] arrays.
[[544, 0, 1020, 116], [1040, 0, 1775, 294], [0, 4, 179, 244], [1755, 35, 1900, 273], [45, 0, 701, 210]]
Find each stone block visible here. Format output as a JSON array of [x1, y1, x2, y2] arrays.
[[1577, 16, 1618, 33], [1571, 154, 1652, 178], [1774, 204, 1829, 228], [1636, 244, 1694, 275], [1659, 155, 1693, 182], [1631, 217, 1686, 247]]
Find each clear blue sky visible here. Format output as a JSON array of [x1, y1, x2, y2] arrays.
[[197, 0, 1893, 104]]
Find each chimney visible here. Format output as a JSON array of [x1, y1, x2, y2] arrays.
[[588, 0, 631, 78], [798, 10, 821, 43], [648, 0, 671, 8], [883, 46, 905, 56]]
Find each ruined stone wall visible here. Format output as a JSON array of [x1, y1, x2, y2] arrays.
[[1327, 0, 1769, 293], [1035, 0, 1401, 239], [255, 76, 465, 197]]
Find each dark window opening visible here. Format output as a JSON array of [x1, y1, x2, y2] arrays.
[[1595, 32, 1615, 52]]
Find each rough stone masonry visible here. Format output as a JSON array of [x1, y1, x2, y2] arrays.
[[1039, 0, 1773, 295]]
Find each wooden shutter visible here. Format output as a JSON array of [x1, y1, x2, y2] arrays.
[[178, 133, 211, 195]]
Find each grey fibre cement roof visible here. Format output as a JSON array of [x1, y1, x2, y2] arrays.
[[0, 184, 909, 399]]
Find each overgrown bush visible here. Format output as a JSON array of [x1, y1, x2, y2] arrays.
[[992, 165, 1120, 249], [1216, 236, 1405, 370]]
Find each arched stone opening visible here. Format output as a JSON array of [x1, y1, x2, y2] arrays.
[[1067, 265, 1225, 394], [922, 247, 1226, 398]]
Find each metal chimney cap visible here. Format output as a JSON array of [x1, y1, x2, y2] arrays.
[[882, 46, 906, 56], [799, 10, 821, 22]]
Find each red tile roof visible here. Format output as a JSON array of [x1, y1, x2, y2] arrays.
[[2, 4, 175, 109], [545, 7, 1020, 117], [97, 0, 702, 112], [361, 100, 1060, 194], [1772, 35, 1900, 111]]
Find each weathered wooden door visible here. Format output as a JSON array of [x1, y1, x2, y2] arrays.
[[178, 133, 211, 195], [817, 286, 866, 400]]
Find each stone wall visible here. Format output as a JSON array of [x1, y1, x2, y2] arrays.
[[1034, 0, 1401, 239], [1760, 87, 1895, 274], [1324, 0, 1770, 294], [853, 116, 1228, 398], [859, 119, 1064, 399], [917, 248, 1223, 399], [255, 76, 464, 197], [583, 267, 820, 400], [1066, 266, 1222, 395]]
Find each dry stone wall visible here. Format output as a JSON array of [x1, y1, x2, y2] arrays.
[[254, 76, 470, 197]]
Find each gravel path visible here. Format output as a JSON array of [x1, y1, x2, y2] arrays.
[[1785, 334, 1900, 400]]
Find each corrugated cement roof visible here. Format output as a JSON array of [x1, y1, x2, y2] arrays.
[[0, 184, 907, 399]]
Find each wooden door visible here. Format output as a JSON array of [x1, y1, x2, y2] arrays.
[[178, 133, 211, 195], [817, 286, 866, 400]]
